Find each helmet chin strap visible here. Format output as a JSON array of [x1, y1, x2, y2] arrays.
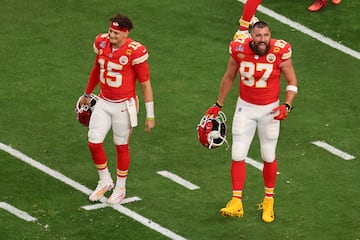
[[207, 111, 229, 150], [208, 133, 229, 150]]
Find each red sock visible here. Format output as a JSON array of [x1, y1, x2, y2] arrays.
[[231, 160, 246, 199], [263, 160, 277, 198], [88, 142, 107, 170], [239, 0, 262, 30], [116, 144, 130, 178]]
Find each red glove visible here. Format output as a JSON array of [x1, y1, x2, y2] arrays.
[[206, 101, 223, 117], [206, 106, 221, 117], [272, 103, 293, 120]]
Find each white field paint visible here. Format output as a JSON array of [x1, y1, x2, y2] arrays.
[[245, 157, 280, 174], [237, 0, 360, 60], [82, 196, 142, 211], [0, 202, 37, 222], [157, 171, 200, 190], [311, 141, 355, 160], [0, 143, 187, 240]]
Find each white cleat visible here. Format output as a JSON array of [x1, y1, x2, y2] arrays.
[[89, 178, 114, 202], [107, 187, 126, 205]]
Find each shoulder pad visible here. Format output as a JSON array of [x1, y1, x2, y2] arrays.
[[93, 33, 109, 54]]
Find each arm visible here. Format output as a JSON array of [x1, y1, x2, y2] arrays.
[[80, 57, 100, 106], [272, 58, 298, 120], [217, 56, 239, 105], [280, 58, 298, 106], [140, 80, 155, 132], [206, 56, 238, 116]]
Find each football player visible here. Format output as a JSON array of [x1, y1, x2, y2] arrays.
[[308, 0, 342, 12], [79, 13, 155, 204], [206, 21, 298, 223]]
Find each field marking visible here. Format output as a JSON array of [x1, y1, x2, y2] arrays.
[[245, 157, 280, 174], [157, 170, 200, 190], [0, 142, 187, 240], [237, 0, 360, 60], [311, 141, 355, 160], [82, 196, 142, 211], [0, 202, 37, 222]]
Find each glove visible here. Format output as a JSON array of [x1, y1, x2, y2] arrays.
[[272, 103, 293, 120], [206, 101, 223, 117]]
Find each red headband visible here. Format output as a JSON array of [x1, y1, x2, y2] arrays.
[[109, 21, 129, 32]]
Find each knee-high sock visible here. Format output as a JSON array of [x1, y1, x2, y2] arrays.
[[231, 160, 246, 199], [88, 142, 107, 170], [263, 160, 277, 198], [115, 144, 130, 188]]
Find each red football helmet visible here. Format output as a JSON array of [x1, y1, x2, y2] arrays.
[[197, 111, 228, 149], [75, 94, 98, 126]]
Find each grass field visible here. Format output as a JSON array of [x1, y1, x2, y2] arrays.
[[0, 0, 359, 239]]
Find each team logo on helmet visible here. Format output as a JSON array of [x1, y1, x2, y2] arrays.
[[197, 111, 228, 149]]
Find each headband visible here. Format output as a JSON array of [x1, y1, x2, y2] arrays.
[[109, 21, 129, 32]]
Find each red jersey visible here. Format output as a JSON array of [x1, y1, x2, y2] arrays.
[[230, 38, 292, 105], [85, 34, 150, 101]]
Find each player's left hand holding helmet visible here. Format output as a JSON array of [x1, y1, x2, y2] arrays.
[[197, 111, 228, 149], [75, 94, 98, 126]]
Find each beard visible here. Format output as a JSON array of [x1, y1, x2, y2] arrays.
[[251, 41, 270, 56]]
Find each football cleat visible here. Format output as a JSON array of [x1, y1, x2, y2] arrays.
[[75, 93, 98, 126], [107, 187, 126, 204], [88, 178, 114, 202], [197, 111, 228, 149], [307, 0, 328, 12], [220, 197, 244, 218], [258, 197, 275, 223]]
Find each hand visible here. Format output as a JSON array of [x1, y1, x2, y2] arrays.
[[145, 119, 155, 132], [80, 95, 91, 107], [271, 103, 293, 120], [206, 105, 221, 117]]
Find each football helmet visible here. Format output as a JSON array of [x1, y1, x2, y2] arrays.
[[75, 94, 98, 126], [197, 111, 228, 149]]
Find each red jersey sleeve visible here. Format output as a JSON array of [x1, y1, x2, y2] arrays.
[[85, 55, 100, 95], [131, 43, 150, 82]]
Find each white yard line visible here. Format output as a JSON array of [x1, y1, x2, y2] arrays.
[[0, 142, 187, 240], [237, 0, 360, 60], [157, 170, 200, 190], [311, 141, 355, 160], [0, 202, 37, 222], [81, 196, 142, 211]]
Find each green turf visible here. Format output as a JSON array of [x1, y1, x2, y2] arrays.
[[0, 0, 359, 239]]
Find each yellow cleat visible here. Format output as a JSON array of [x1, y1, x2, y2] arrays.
[[258, 197, 275, 223], [220, 197, 244, 218]]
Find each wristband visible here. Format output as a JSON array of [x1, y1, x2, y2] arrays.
[[84, 93, 91, 98], [214, 100, 223, 108], [286, 85, 298, 93], [284, 102, 294, 112], [145, 101, 155, 119]]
